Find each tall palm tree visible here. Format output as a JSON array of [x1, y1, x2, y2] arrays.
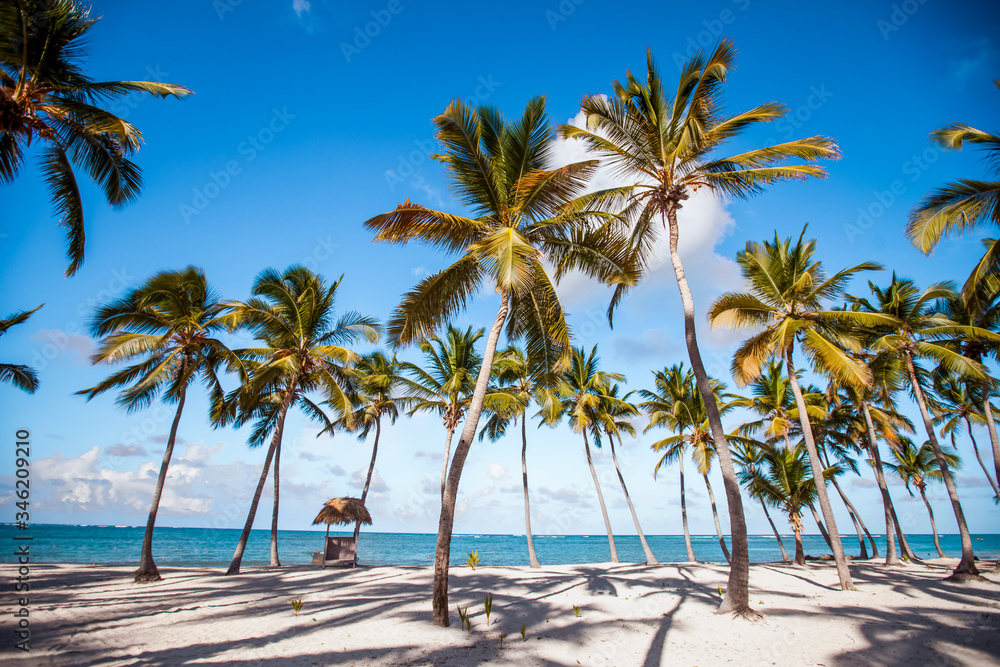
[[77, 268, 240, 582], [561, 41, 840, 616], [639, 364, 698, 562], [708, 229, 888, 590], [754, 442, 839, 565], [0, 0, 191, 276], [400, 325, 483, 500], [884, 438, 961, 559], [333, 351, 412, 548], [1, 305, 43, 392], [478, 345, 563, 568], [849, 275, 995, 580], [906, 80, 1000, 297], [221, 267, 378, 575], [364, 97, 630, 626], [932, 372, 999, 499], [550, 345, 625, 563], [595, 382, 659, 565]]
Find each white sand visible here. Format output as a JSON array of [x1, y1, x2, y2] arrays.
[[2, 558, 998, 666]]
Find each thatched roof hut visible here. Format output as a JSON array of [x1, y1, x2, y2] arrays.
[[312, 497, 372, 527]]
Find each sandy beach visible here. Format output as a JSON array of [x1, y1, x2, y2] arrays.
[[2, 559, 998, 666]]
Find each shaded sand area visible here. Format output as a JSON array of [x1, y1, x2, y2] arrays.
[[2, 559, 999, 666]]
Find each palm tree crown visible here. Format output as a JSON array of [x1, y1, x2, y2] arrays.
[[1, 305, 43, 392], [0, 0, 191, 275]]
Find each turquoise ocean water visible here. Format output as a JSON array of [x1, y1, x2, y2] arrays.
[[1, 524, 998, 568]]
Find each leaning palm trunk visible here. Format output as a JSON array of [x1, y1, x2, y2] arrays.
[[828, 471, 876, 558], [432, 293, 509, 627], [270, 439, 281, 566], [227, 382, 297, 575], [584, 431, 618, 563], [609, 435, 657, 564], [354, 418, 382, 548], [520, 414, 540, 568], [135, 384, 188, 582], [679, 456, 696, 562], [809, 505, 833, 551], [965, 418, 1000, 498], [890, 500, 918, 561], [918, 484, 947, 558], [760, 501, 790, 562], [702, 472, 731, 564], [982, 379, 1000, 490], [665, 205, 751, 615], [785, 353, 855, 590], [903, 353, 980, 579], [862, 404, 901, 565]]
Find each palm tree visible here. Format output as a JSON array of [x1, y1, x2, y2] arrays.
[[0, 0, 191, 276], [639, 364, 698, 562], [1, 305, 43, 392], [77, 268, 240, 582], [884, 438, 961, 559], [595, 382, 659, 565], [221, 267, 378, 575], [754, 442, 839, 565], [849, 275, 995, 580], [550, 345, 625, 563], [333, 351, 412, 548], [906, 81, 1000, 297], [561, 41, 840, 615], [364, 97, 630, 626], [936, 291, 1000, 491], [708, 229, 888, 590], [478, 345, 562, 568], [731, 440, 791, 562], [400, 325, 483, 500], [931, 372, 999, 499]]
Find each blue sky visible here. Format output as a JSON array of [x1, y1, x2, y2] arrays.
[[3, 0, 999, 544]]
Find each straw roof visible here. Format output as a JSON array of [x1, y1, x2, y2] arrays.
[[312, 497, 372, 526]]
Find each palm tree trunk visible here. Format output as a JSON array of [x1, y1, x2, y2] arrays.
[[760, 501, 790, 562], [965, 418, 1000, 498], [584, 430, 618, 563], [890, 500, 918, 562], [817, 448, 874, 558], [665, 203, 751, 615], [521, 413, 540, 568], [918, 484, 947, 558], [135, 384, 188, 583], [785, 352, 855, 590], [981, 379, 1000, 490], [610, 435, 657, 564], [903, 352, 979, 579], [432, 292, 509, 627], [679, 455, 696, 562], [791, 513, 805, 565], [227, 382, 297, 575], [861, 404, 901, 566], [353, 417, 381, 562], [270, 438, 281, 567], [809, 504, 833, 550], [440, 423, 456, 502], [702, 472, 731, 563]]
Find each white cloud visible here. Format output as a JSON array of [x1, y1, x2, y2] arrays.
[[486, 463, 508, 480], [292, 0, 311, 17], [105, 444, 147, 457], [349, 467, 390, 493]]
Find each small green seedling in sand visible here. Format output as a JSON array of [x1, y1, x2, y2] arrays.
[[466, 550, 480, 570], [520, 624, 527, 642], [483, 592, 494, 625], [457, 604, 472, 634], [499, 632, 506, 648], [572, 604, 582, 617], [718, 586, 723, 597], [289, 596, 304, 616]]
